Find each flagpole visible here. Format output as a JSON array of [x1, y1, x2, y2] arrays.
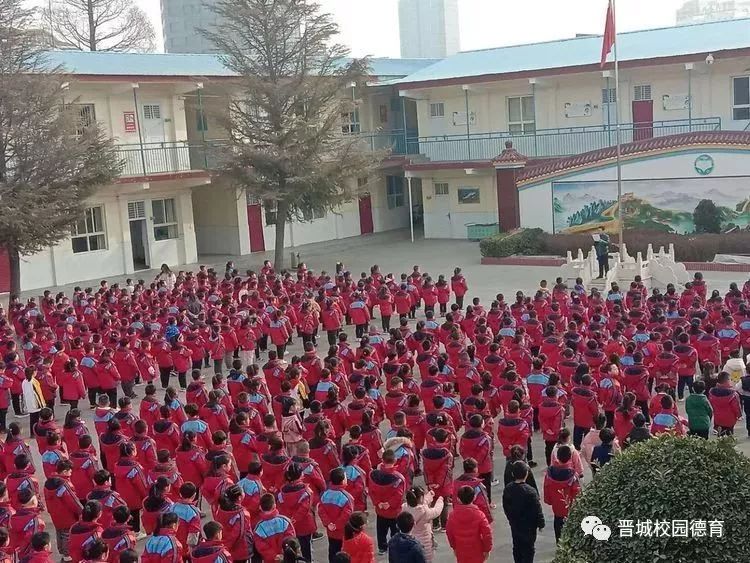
[[612, 0, 624, 249]]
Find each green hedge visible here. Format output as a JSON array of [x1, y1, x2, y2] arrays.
[[480, 228, 750, 262], [479, 228, 545, 257], [555, 436, 750, 563]]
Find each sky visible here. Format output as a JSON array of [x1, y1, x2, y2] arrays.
[[33, 0, 688, 56]]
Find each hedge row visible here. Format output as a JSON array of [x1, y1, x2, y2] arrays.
[[479, 229, 750, 262]]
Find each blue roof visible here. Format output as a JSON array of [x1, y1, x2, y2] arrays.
[[44, 50, 438, 80], [395, 17, 750, 86]]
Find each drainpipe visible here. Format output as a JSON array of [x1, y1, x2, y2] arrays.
[[132, 83, 147, 176], [406, 176, 414, 243], [462, 85, 471, 160], [529, 78, 538, 157], [685, 62, 694, 130], [196, 82, 207, 168]]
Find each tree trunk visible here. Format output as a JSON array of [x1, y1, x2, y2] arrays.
[[87, 0, 97, 51], [274, 200, 289, 271], [8, 246, 20, 297]]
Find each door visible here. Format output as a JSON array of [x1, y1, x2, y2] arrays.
[[127, 201, 149, 271], [359, 194, 374, 235], [632, 85, 654, 141], [141, 104, 166, 173], [247, 203, 266, 252], [429, 182, 453, 238], [0, 248, 10, 293]]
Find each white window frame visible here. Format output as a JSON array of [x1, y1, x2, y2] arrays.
[[633, 84, 653, 101], [429, 102, 445, 118], [264, 200, 278, 225], [434, 182, 449, 196], [71, 206, 107, 253], [507, 95, 535, 134], [386, 176, 405, 209], [457, 187, 480, 205], [74, 103, 96, 137], [341, 108, 361, 135], [732, 76, 750, 121], [601, 88, 617, 104], [152, 198, 179, 241]]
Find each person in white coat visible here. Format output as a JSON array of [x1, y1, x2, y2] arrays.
[[401, 486, 445, 563]]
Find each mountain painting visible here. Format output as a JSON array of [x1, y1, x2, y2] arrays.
[[552, 179, 750, 234]]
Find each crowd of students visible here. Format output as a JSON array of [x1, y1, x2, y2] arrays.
[[0, 260, 748, 563]]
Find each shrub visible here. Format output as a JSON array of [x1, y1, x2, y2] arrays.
[[554, 436, 750, 563], [479, 228, 544, 257]]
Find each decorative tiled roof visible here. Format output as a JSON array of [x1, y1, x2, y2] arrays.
[[517, 131, 750, 186], [492, 141, 527, 167]]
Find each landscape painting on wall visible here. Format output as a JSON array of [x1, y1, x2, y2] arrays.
[[552, 178, 750, 234]]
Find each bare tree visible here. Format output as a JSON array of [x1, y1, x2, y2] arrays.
[[203, 0, 383, 269], [0, 0, 122, 294], [43, 0, 156, 52]]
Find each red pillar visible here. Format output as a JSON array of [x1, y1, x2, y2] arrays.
[[492, 141, 527, 231]]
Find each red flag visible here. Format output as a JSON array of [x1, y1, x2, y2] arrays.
[[601, 0, 615, 68]]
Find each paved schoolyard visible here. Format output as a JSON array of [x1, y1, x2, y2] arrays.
[[19, 230, 750, 563]]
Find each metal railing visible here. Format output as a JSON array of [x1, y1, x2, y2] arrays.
[[356, 129, 419, 155], [116, 141, 195, 177], [407, 117, 722, 162]]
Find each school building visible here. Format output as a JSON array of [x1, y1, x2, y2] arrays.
[[6, 17, 750, 292]]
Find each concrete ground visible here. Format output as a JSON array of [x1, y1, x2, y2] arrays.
[[19, 229, 750, 563]]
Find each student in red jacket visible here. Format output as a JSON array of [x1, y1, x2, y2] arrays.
[[260, 437, 290, 494], [68, 501, 104, 562], [70, 435, 99, 503], [253, 493, 296, 563], [348, 297, 371, 340], [58, 360, 87, 409], [101, 506, 136, 563], [450, 268, 468, 310], [367, 449, 406, 555], [189, 521, 232, 563], [112, 442, 148, 535], [318, 468, 354, 562], [543, 445, 581, 542], [497, 400, 532, 460], [94, 351, 120, 407], [458, 414, 495, 502], [86, 471, 127, 529], [570, 374, 600, 450], [142, 512, 182, 563], [708, 371, 742, 435], [214, 485, 253, 563], [276, 463, 317, 561], [10, 488, 44, 559], [42, 460, 82, 560], [18, 531, 53, 563], [538, 387, 565, 467], [446, 485, 492, 563]]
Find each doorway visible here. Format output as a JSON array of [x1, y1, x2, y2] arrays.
[[247, 203, 266, 252], [129, 220, 149, 271], [127, 201, 149, 271], [632, 85, 654, 141], [141, 104, 166, 173], [359, 194, 374, 235]]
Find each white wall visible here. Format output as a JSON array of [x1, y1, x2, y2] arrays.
[[519, 148, 750, 232], [20, 183, 199, 291], [192, 186, 247, 256]]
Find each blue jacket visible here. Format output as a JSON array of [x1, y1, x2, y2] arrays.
[[387, 532, 427, 563]]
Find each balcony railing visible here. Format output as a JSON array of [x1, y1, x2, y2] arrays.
[[408, 117, 722, 162], [116, 141, 195, 177], [356, 129, 420, 156]]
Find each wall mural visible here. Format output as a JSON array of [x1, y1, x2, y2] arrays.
[[552, 176, 750, 234]]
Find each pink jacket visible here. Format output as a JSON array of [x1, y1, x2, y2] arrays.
[[401, 495, 445, 563]]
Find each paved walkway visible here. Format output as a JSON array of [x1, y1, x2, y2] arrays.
[[17, 229, 750, 563]]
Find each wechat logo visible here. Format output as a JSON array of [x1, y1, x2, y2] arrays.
[[581, 516, 612, 541]]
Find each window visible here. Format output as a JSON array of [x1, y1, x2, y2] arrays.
[[733, 76, 750, 121], [601, 88, 617, 104], [264, 201, 277, 225], [507, 96, 535, 134], [378, 104, 388, 124], [386, 176, 404, 209], [74, 104, 96, 136], [302, 206, 326, 221], [152, 198, 178, 241], [633, 85, 652, 101], [434, 182, 449, 196], [429, 102, 445, 118], [457, 187, 480, 204], [143, 104, 162, 120], [127, 201, 146, 220], [71, 206, 107, 253], [341, 109, 361, 134], [196, 109, 208, 132]]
